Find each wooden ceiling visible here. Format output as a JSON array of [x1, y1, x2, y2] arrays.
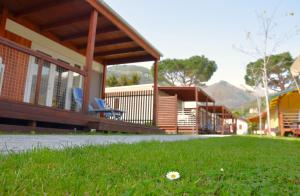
[[1, 0, 161, 65], [202, 106, 234, 118], [158, 86, 215, 102]]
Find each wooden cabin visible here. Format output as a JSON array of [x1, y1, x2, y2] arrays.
[[248, 89, 300, 136], [0, 0, 163, 133], [105, 85, 237, 134]]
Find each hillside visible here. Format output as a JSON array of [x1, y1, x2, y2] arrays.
[[107, 65, 153, 84], [204, 81, 256, 109]]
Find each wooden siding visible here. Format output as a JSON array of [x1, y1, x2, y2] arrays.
[[157, 95, 178, 133]]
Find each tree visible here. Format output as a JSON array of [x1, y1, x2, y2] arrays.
[[119, 74, 130, 86], [106, 74, 119, 87], [245, 52, 299, 92], [106, 72, 142, 87], [130, 72, 141, 85], [153, 55, 217, 86]]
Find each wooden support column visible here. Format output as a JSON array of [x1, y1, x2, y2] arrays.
[[221, 107, 225, 135], [213, 102, 216, 131], [277, 96, 284, 136], [101, 64, 107, 99], [0, 7, 8, 36], [153, 60, 159, 125], [83, 9, 98, 113], [205, 97, 208, 130], [34, 59, 43, 105], [195, 87, 199, 134]]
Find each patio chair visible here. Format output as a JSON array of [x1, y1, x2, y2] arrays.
[[72, 88, 124, 120], [72, 88, 108, 113], [94, 98, 124, 120]]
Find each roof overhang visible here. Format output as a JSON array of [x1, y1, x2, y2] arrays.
[[158, 86, 215, 102], [1, 0, 162, 65], [201, 105, 234, 118]]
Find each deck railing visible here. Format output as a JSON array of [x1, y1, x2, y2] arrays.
[[105, 90, 154, 125], [177, 110, 196, 127], [0, 37, 86, 112], [282, 111, 300, 129]]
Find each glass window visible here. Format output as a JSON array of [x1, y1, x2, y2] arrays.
[[38, 61, 51, 105], [0, 58, 4, 95], [52, 66, 68, 109], [28, 60, 39, 104]]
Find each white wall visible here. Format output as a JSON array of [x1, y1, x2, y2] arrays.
[[236, 119, 248, 135], [106, 84, 153, 93]]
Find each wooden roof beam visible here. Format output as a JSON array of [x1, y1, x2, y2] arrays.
[[77, 37, 132, 49], [61, 26, 119, 42], [104, 55, 154, 65], [86, 0, 162, 59], [15, 0, 75, 18], [94, 47, 144, 57], [40, 13, 91, 31]]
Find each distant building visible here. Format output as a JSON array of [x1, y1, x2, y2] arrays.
[[236, 118, 248, 135], [248, 89, 300, 136]]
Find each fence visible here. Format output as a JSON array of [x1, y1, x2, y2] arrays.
[[105, 90, 154, 125], [0, 36, 85, 112]]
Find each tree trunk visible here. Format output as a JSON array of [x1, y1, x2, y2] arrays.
[[262, 65, 271, 135]]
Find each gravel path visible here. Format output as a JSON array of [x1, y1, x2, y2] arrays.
[[0, 134, 228, 154]]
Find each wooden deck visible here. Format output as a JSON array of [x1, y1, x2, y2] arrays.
[[0, 99, 163, 134]]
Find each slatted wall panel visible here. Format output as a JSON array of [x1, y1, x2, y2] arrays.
[[157, 95, 178, 133]]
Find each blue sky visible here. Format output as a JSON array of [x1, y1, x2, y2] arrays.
[[105, 0, 300, 87]]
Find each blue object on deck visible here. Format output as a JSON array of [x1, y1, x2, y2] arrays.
[[72, 88, 124, 120], [94, 98, 124, 120], [72, 88, 99, 112], [72, 88, 83, 112]]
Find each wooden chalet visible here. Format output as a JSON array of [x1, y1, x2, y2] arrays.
[[0, 0, 163, 133], [105, 85, 237, 134], [248, 89, 300, 136], [157, 87, 236, 134]]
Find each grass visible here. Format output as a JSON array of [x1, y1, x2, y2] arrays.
[[0, 136, 300, 195]]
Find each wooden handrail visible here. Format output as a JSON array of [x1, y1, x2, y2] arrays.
[[0, 36, 87, 76]]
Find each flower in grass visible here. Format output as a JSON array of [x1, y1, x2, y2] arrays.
[[166, 171, 180, 180], [220, 168, 224, 172]]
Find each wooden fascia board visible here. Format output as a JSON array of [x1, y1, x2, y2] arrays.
[[86, 0, 161, 60]]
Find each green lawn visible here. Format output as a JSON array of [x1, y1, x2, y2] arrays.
[[0, 136, 300, 195]]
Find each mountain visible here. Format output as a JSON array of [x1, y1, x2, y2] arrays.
[[107, 65, 153, 84], [204, 81, 256, 109]]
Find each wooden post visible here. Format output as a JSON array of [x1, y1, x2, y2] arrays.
[[153, 60, 159, 125], [205, 97, 208, 130], [0, 7, 8, 36], [277, 96, 284, 136], [221, 107, 224, 135], [195, 87, 199, 134], [34, 59, 43, 105], [101, 64, 107, 99], [279, 112, 284, 136], [83, 9, 98, 113], [213, 102, 216, 131]]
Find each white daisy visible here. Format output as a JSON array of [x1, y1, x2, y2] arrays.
[[220, 168, 224, 172], [166, 171, 180, 180]]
